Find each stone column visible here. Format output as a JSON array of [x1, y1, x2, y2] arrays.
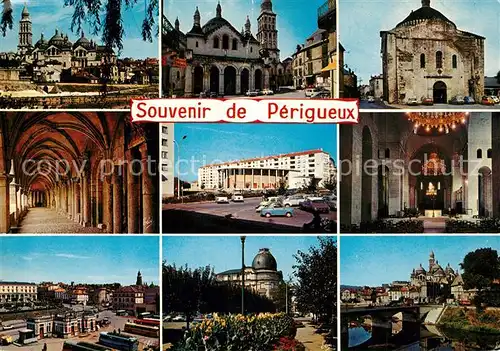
[[492, 113, 500, 217], [82, 172, 91, 226], [264, 68, 270, 89], [14, 185, 19, 221], [112, 166, 123, 233], [0, 175, 10, 233], [236, 72, 241, 95], [203, 68, 210, 92], [219, 71, 224, 95], [249, 67, 255, 91], [103, 175, 113, 233], [127, 150, 139, 234], [67, 180, 73, 218], [75, 181, 81, 223], [64, 180, 69, 215], [184, 67, 193, 97], [140, 144, 155, 233]]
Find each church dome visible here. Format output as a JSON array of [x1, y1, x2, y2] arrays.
[[396, 1, 455, 28], [35, 34, 48, 49], [49, 30, 65, 46], [202, 17, 233, 35], [252, 248, 277, 271], [415, 264, 426, 274], [75, 32, 92, 49]]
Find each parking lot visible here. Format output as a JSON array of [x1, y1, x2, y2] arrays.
[[163, 197, 337, 233]]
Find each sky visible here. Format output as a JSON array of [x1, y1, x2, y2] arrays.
[[2, 0, 158, 59], [340, 236, 500, 287], [0, 236, 159, 285], [174, 123, 337, 181], [163, 236, 325, 281], [340, 0, 500, 84], [164, 0, 332, 59]]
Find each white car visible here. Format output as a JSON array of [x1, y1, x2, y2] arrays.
[[255, 196, 279, 212], [490, 96, 500, 104], [215, 196, 229, 204], [231, 194, 244, 202], [305, 88, 316, 97], [2, 325, 13, 330], [283, 194, 307, 207], [172, 315, 185, 322], [367, 96, 375, 103], [262, 89, 274, 95], [246, 90, 258, 97]]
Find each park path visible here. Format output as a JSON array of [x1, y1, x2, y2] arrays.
[[295, 321, 325, 350]]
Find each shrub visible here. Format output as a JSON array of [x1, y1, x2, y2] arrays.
[[341, 219, 424, 233]]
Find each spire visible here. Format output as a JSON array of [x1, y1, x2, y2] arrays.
[[261, 0, 273, 12], [216, 1, 222, 18], [193, 6, 201, 27], [136, 271, 143, 286], [175, 17, 180, 31], [22, 3, 30, 18], [241, 26, 245, 36], [245, 16, 251, 35], [421, 0, 430, 7]]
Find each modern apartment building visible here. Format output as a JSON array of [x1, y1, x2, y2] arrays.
[[198, 149, 336, 191]]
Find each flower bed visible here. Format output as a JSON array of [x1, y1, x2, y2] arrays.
[[172, 313, 301, 351], [341, 219, 424, 233], [445, 219, 500, 233]]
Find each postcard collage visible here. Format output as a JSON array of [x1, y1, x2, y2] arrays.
[[0, 0, 499, 350]]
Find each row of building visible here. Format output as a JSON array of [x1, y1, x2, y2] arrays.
[[0, 5, 158, 85], [341, 251, 476, 305], [0, 272, 159, 316]]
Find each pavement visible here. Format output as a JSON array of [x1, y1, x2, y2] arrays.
[[2, 310, 158, 351], [163, 197, 337, 233], [294, 318, 327, 351], [17, 208, 102, 234]]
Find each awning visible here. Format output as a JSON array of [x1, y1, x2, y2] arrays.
[[321, 60, 337, 72]]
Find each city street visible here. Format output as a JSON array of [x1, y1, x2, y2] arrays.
[[359, 99, 500, 110], [223, 90, 312, 99], [163, 197, 336, 233]]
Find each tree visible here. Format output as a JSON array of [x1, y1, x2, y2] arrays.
[[1, 0, 157, 52], [303, 177, 320, 193], [322, 174, 336, 192], [460, 248, 500, 307], [200, 183, 205, 190], [277, 179, 288, 196], [293, 237, 337, 331], [270, 280, 293, 314]]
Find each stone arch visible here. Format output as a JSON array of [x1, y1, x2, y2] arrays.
[[362, 126, 373, 222], [193, 66, 204, 94], [478, 166, 492, 217], [433, 81, 447, 104], [224, 66, 237, 95], [210, 66, 219, 93], [254, 68, 263, 91], [241, 67, 250, 94]]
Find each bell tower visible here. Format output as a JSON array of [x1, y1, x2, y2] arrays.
[[18, 4, 33, 55], [257, 0, 280, 61], [136, 271, 143, 286]]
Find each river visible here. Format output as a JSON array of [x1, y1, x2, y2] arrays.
[[347, 325, 500, 350]]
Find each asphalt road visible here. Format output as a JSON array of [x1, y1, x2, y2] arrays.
[[163, 197, 336, 229], [2, 310, 158, 351], [359, 99, 500, 110]]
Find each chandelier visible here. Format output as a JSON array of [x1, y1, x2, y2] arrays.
[[423, 152, 446, 176], [407, 112, 468, 134]]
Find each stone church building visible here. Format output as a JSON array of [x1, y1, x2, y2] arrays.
[[166, 0, 292, 96], [380, 0, 485, 104]]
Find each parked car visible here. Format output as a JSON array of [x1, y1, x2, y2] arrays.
[[215, 196, 229, 204], [283, 194, 307, 207], [260, 203, 294, 218], [231, 194, 244, 202], [407, 97, 418, 106], [1, 325, 13, 330], [367, 96, 376, 103], [246, 90, 258, 97], [464, 96, 475, 104], [304, 88, 317, 97], [172, 315, 185, 322], [481, 96, 495, 105], [255, 196, 280, 212], [310, 91, 331, 99], [262, 89, 274, 95], [256, 90, 264, 96], [199, 91, 207, 98], [421, 96, 434, 105], [300, 198, 330, 213], [449, 95, 465, 105], [323, 194, 337, 210], [490, 95, 500, 104]]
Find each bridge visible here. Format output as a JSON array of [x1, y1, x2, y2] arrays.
[[341, 304, 442, 349]]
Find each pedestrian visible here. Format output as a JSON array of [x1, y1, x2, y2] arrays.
[[42, 343, 47, 351]]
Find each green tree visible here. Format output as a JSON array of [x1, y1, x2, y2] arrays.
[[293, 237, 337, 331], [270, 280, 293, 314], [2, 0, 157, 51], [303, 177, 320, 193], [460, 248, 500, 307], [277, 179, 288, 196], [322, 174, 336, 192]]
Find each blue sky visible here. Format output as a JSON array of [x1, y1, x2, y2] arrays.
[[0, 236, 159, 285], [2, 0, 158, 58], [164, 0, 332, 59], [341, 236, 500, 287], [174, 124, 337, 181], [340, 0, 500, 84], [163, 236, 326, 281]]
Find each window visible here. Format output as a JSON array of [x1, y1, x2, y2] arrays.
[[232, 38, 238, 50], [436, 51, 443, 69], [176, 71, 180, 79], [487, 148, 492, 158], [222, 35, 229, 50], [477, 149, 482, 158], [385, 148, 390, 158], [195, 41, 198, 48], [250, 47, 253, 53], [162, 139, 168, 146], [452, 54, 457, 69], [162, 151, 168, 159], [162, 126, 168, 133], [213, 37, 219, 48], [162, 165, 168, 171], [420, 53, 425, 68]]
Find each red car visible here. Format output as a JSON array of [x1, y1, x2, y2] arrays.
[[299, 198, 330, 213], [421, 97, 434, 105], [481, 96, 495, 105]]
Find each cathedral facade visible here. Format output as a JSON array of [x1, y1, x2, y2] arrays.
[[166, 0, 292, 96], [380, 0, 485, 104]]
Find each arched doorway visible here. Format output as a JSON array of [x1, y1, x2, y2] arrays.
[[433, 81, 447, 104], [224, 66, 236, 96], [478, 166, 493, 217], [377, 165, 389, 218], [210, 66, 219, 93], [241, 68, 249, 94], [361, 126, 373, 222], [193, 66, 203, 94], [255, 69, 262, 91]]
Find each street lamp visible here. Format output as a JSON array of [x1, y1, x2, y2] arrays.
[[174, 135, 187, 201], [240, 236, 246, 315]]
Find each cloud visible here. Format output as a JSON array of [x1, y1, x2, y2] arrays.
[[184, 126, 253, 137], [21, 256, 34, 261], [55, 253, 91, 259]]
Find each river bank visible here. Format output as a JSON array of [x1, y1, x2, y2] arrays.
[[437, 306, 500, 334]]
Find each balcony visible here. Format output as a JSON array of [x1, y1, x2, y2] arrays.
[[317, 0, 336, 31]]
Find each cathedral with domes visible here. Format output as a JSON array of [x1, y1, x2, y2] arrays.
[[380, 0, 485, 104], [165, 0, 293, 96], [216, 248, 283, 298]]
